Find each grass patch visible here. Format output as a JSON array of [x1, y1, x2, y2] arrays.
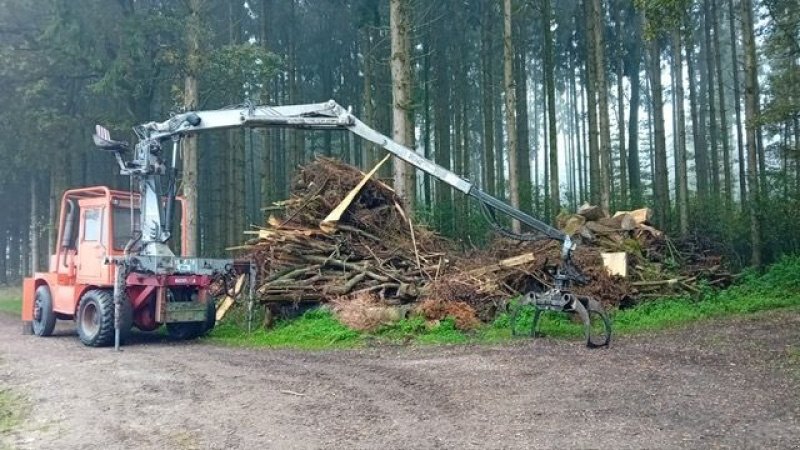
[[0, 287, 21, 316], [208, 255, 800, 349], [207, 308, 362, 349], [0, 389, 23, 435]]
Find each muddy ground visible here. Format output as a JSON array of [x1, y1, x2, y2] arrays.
[[1, 310, 799, 449]]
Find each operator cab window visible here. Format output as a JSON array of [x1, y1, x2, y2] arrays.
[[113, 207, 140, 250], [83, 209, 102, 242]]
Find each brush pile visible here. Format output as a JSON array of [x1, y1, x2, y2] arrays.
[[234, 157, 733, 330], [236, 157, 450, 306]]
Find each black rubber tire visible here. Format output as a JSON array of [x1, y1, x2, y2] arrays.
[[31, 285, 57, 337], [166, 300, 214, 340], [76, 290, 116, 347], [203, 298, 216, 333], [574, 297, 612, 348], [166, 322, 205, 340]]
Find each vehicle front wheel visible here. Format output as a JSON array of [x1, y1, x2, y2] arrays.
[[76, 290, 117, 347], [166, 322, 205, 340], [32, 285, 57, 337]]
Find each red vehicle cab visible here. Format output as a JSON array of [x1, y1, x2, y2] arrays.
[[21, 186, 216, 346]]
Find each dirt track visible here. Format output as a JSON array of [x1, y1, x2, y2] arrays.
[[2, 310, 800, 449]]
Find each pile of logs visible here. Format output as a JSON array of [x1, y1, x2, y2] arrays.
[[234, 157, 448, 305], [230, 158, 733, 329]]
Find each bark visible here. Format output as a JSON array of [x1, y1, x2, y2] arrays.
[[703, 0, 721, 199], [183, 0, 202, 256], [30, 175, 38, 274], [741, 0, 762, 265], [515, 31, 532, 214], [646, 25, 670, 228], [481, 1, 496, 197], [711, 0, 733, 209], [615, 0, 627, 208], [571, 56, 585, 204], [0, 224, 6, 284], [389, 0, 416, 213], [592, 0, 611, 213], [433, 14, 453, 233], [628, 11, 643, 206], [544, 0, 559, 219], [422, 31, 432, 206], [584, 0, 600, 205], [672, 29, 689, 235], [727, 0, 747, 205], [8, 221, 18, 281], [686, 17, 709, 202], [503, 0, 520, 232]]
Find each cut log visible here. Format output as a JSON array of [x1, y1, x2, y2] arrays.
[[469, 253, 537, 277], [559, 214, 587, 235], [584, 220, 619, 235], [613, 208, 652, 225], [577, 203, 607, 221], [597, 214, 636, 231], [601, 252, 628, 277]]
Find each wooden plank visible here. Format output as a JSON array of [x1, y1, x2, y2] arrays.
[[215, 296, 235, 322], [601, 252, 628, 277], [469, 253, 537, 277], [320, 154, 391, 233]]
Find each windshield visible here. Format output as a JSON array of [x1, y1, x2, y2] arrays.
[[113, 206, 140, 250]]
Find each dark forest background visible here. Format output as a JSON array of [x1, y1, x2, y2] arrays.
[[0, 0, 798, 284]]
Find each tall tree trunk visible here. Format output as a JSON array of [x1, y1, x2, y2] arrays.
[[703, 0, 721, 199], [422, 31, 432, 206], [584, 0, 600, 205], [628, 11, 643, 206], [8, 221, 18, 282], [711, 0, 733, 209], [288, 0, 303, 172], [615, 0, 627, 208], [389, 0, 416, 213], [592, 0, 612, 213], [686, 16, 709, 203], [646, 25, 670, 228], [544, 0, 559, 219], [29, 175, 38, 274], [362, 26, 378, 168], [741, 0, 762, 265], [433, 12, 453, 233], [515, 33, 532, 214], [0, 223, 6, 285], [503, 0, 520, 232], [481, 0, 496, 197], [183, 0, 203, 256], [672, 29, 689, 235], [727, 0, 746, 205], [571, 58, 585, 204]]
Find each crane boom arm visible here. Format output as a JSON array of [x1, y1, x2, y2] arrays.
[[138, 100, 568, 244]]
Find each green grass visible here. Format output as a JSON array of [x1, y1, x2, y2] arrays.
[[0, 389, 23, 436], [0, 288, 21, 316], [208, 308, 362, 349], [209, 255, 800, 349]]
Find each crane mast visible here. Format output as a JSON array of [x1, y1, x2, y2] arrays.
[[136, 100, 572, 254], [94, 99, 609, 348]]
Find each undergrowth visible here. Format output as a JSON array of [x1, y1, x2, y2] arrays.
[[208, 255, 800, 349], [0, 288, 21, 315], [0, 389, 23, 436]]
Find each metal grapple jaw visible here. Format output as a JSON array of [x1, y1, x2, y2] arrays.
[[511, 290, 612, 348]]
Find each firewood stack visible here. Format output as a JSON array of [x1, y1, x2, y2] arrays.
[[235, 157, 449, 305], [230, 158, 732, 329]]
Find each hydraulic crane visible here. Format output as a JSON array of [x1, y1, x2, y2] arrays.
[[23, 100, 610, 349]]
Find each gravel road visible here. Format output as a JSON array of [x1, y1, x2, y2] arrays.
[[1, 310, 799, 449]]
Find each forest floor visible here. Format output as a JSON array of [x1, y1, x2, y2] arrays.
[[1, 306, 800, 449]]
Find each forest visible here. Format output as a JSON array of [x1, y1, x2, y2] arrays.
[[0, 0, 798, 284]]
